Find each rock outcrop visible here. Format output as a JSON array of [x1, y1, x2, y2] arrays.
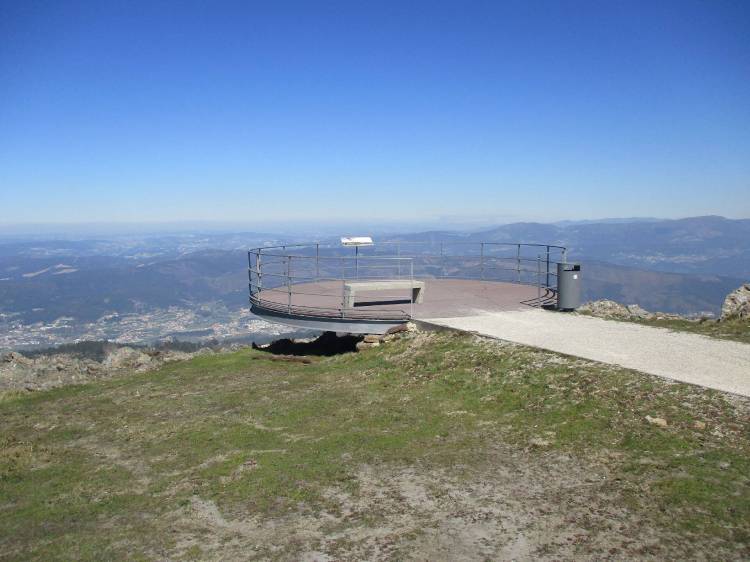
[[0, 345, 216, 392], [625, 304, 652, 319], [102, 347, 155, 372], [721, 283, 750, 321], [577, 300, 642, 320], [577, 300, 707, 322], [1, 325, 420, 393]]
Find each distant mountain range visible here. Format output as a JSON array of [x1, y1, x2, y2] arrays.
[[392, 215, 750, 279], [390, 216, 750, 314], [552, 217, 664, 226], [506, 216, 750, 279]]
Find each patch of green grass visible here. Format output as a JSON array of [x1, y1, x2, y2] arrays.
[[641, 316, 750, 344], [579, 312, 750, 344], [1, 332, 749, 559]]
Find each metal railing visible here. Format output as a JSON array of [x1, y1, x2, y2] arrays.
[[248, 241, 567, 321]]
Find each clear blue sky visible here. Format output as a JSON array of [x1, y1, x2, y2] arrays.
[[1, 0, 748, 226]]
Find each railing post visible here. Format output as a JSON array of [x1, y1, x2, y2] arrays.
[[341, 258, 346, 318], [341, 279, 346, 318], [480, 243, 485, 280], [440, 242, 444, 278], [287, 256, 292, 313], [537, 255, 541, 300], [546, 245, 550, 289], [397, 242, 401, 278], [410, 260, 415, 318], [247, 252, 253, 297], [516, 244, 521, 284], [257, 252, 262, 292]]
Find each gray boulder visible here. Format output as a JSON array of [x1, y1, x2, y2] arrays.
[[577, 300, 630, 319], [102, 347, 153, 372], [721, 284, 750, 320], [1, 351, 33, 367]]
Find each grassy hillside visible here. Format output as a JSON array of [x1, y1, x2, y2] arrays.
[[629, 316, 750, 344], [577, 313, 750, 345], [1, 332, 749, 560]]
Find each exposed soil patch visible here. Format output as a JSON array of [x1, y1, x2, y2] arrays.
[[166, 449, 726, 561]]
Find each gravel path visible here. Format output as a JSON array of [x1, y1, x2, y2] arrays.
[[425, 309, 750, 397]]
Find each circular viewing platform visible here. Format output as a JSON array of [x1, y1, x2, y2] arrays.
[[248, 242, 566, 334]]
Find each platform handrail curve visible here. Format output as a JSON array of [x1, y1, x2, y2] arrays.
[[248, 241, 567, 322]]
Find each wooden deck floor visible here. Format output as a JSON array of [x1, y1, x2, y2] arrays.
[[256, 279, 544, 319]]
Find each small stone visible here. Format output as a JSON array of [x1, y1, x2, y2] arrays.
[[363, 334, 381, 344], [265, 355, 313, 364], [692, 420, 706, 430], [529, 437, 552, 447], [718, 461, 731, 470], [626, 304, 653, 319], [645, 415, 668, 428]]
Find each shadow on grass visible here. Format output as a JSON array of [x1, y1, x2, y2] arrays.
[[252, 331, 363, 356]]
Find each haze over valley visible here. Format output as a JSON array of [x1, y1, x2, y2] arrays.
[[1, 215, 747, 350]]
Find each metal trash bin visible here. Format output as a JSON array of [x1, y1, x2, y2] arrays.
[[557, 263, 581, 311]]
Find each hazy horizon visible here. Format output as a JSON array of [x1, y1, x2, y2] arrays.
[[0, 214, 746, 239]]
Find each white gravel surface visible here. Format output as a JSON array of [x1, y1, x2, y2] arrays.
[[426, 309, 750, 397]]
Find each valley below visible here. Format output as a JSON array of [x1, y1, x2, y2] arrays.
[[1, 216, 748, 351]]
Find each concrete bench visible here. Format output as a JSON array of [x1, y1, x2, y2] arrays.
[[344, 280, 425, 308]]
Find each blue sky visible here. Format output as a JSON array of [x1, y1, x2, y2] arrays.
[[1, 0, 748, 226]]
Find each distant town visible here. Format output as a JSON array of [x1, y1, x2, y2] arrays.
[[0, 304, 295, 351]]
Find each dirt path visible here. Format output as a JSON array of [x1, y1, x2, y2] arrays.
[[425, 309, 750, 397]]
